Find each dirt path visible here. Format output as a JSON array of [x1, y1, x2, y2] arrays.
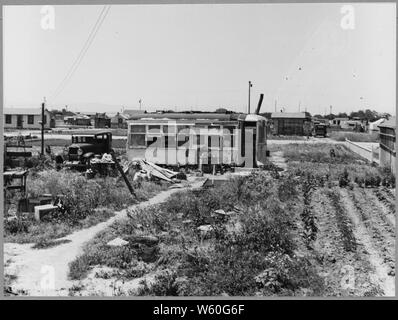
[[268, 151, 288, 171], [339, 188, 395, 296], [4, 179, 204, 296]]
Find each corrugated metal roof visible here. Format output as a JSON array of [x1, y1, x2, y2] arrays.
[[271, 112, 311, 119], [378, 117, 396, 129], [3, 107, 43, 115]]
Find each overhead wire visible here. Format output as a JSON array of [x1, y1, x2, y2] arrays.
[[49, 5, 111, 102]]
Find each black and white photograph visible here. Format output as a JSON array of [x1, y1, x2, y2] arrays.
[[2, 2, 396, 298]]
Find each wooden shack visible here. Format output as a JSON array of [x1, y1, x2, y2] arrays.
[[270, 112, 312, 136]]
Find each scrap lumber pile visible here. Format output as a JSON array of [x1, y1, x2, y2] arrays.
[[121, 159, 180, 183], [139, 160, 179, 182]]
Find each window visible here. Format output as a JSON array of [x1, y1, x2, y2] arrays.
[[131, 134, 146, 147], [129, 125, 146, 147], [177, 125, 190, 147], [131, 125, 146, 133], [5, 115, 11, 124], [223, 126, 235, 148], [148, 125, 161, 133], [43, 115, 47, 124], [178, 135, 189, 147], [147, 136, 158, 147], [28, 115, 34, 124]]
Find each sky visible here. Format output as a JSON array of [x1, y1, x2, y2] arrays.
[[3, 3, 396, 115]]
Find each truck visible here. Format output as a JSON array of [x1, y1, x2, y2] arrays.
[[57, 132, 113, 170], [313, 123, 327, 137]]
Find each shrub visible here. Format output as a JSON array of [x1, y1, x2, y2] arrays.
[[137, 269, 179, 296], [379, 167, 395, 188], [4, 217, 30, 234], [338, 168, 350, 187]]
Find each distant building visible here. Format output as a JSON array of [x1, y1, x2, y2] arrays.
[[64, 114, 92, 126], [93, 113, 111, 128], [110, 112, 129, 129], [346, 119, 365, 131], [378, 117, 396, 173], [50, 109, 76, 127], [313, 117, 330, 126], [331, 117, 349, 129], [270, 112, 312, 136], [3, 107, 53, 129]]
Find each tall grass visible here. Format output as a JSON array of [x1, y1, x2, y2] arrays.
[[4, 169, 168, 244]]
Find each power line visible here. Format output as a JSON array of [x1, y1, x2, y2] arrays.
[[50, 5, 111, 102], [51, 5, 110, 101]]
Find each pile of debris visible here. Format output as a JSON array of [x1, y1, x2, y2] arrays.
[[123, 159, 183, 183], [90, 153, 114, 164]]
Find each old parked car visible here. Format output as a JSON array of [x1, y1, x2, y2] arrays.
[[56, 132, 113, 170]]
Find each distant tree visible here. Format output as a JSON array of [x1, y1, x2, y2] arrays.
[[380, 112, 391, 120], [350, 110, 366, 119], [336, 112, 348, 118], [215, 108, 228, 113], [325, 114, 336, 120], [313, 114, 324, 119], [364, 109, 380, 122], [349, 109, 381, 122]]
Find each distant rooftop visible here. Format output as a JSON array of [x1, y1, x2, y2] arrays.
[[378, 117, 396, 129], [271, 112, 311, 119], [4, 107, 46, 115], [123, 109, 147, 116]]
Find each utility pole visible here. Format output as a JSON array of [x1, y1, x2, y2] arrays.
[[248, 81, 252, 113], [329, 105, 332, 116], [139, 99, 142, 111], [41, 98, 45, 156], [298, 101, 301, 112], [110, 150, 136, 197], [274, 100, 277, 112]]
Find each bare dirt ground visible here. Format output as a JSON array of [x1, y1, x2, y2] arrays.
[[4, 178, 204, 296], [268, 151, 288, 171]]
